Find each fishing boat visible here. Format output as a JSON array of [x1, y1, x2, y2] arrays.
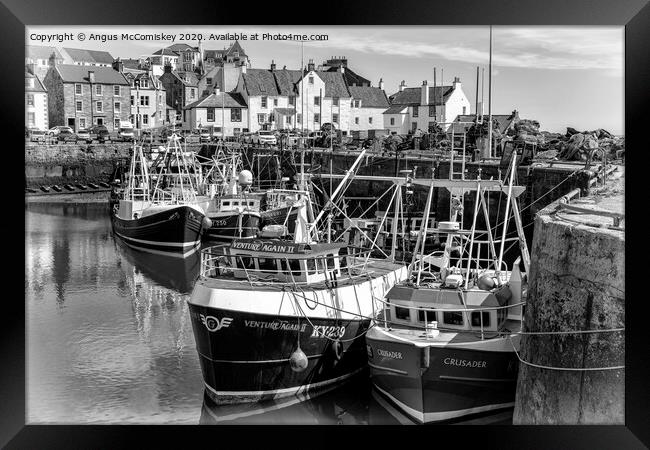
[[187, 150, 409, 405], [365, 154, 531, 424], [111, 136, 212, 258]]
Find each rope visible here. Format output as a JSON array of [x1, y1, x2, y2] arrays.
[[507, 335, 624, 371]]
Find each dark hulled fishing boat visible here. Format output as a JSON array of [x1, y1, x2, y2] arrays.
[[366, 157, 530, 424], [111, 138, 212, 258]]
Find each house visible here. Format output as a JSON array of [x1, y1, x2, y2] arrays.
[[25, 69, 48, 130], [348, 81, 389, 133], [113, 59, 167, 129], [60, 47, 115, 67], [42, 63, 131, 132], [385, 77, 471, 133], [318, 56, 371, 87], [183, 90, 248, 135], [25, 45, 64, 80], [166, 43, 201, 72], [450, 110, 520, 135], [203, 41, 249, 72], [149, 48, 179, 77], [159, 65, 200, 119]]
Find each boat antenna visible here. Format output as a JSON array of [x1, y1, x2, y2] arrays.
[[487, 25, 493, 158]]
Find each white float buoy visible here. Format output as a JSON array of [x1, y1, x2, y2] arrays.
[[289, 346, 308, 372]]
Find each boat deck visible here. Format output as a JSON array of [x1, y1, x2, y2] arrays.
[[371, 319, 521, 348], [198, 259, 405, 292]]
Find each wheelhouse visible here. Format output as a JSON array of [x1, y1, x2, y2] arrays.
[[219, 195, 261, 212]]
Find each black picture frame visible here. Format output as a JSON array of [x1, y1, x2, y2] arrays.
[[7, 0, 647, 447]]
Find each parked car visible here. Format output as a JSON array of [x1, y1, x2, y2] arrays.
[[76, 128, 93, 143], [251, 130, 277, 145], [117, 122, 135, 142], [28, 128, 47, 143], [57, 128, 77, 142], [88, 125, 110, 143], [47, 126, 74, 137]]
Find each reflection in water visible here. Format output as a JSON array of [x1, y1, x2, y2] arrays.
[[51, 238, 70, 305]]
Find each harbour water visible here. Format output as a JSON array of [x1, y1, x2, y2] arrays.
[[25, 201, 512, 425]]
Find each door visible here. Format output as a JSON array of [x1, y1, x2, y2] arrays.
[[67, 118, 75, 130]]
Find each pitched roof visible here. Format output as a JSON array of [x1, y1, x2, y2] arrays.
[[348, 86, 389, 108], [62, 47, 114, 64], [174, 70, 199, 86], [273, 69, 302, 96], [389, 85, 453, 106], [225, 41, 247, 57], [153, 48, 179, 56], [123, 70, 163, 89], [184, 92, 247, 109], [26, 45, 63, 61], [54, 64, 129, 85], [166, 43, 198, 53], [314, 71, 351, 98], [25, 71, 47, 92], [323, 66, 370, 87], [241, 69, 280, 96], [383, 104, 408, 114], [122, 58, 142, 70]]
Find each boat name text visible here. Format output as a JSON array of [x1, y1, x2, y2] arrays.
[[443, 358, 487, 368], [244, 320, 308, 332], [311, 325, 346, 339], [377, 349, 403, 359]]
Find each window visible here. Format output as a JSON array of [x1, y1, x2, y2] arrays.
[[313, 113, 320, 123], [130, 95, 134, 106], [207, 108, 215, 122], [261, 96, 267, 108], [471, 311, 491, 328], [114, 102, 121, 112], [395, 306, 410, 321], [443, 311, 464, 326], [114, 118, 120, 128], [190, 88, 195, 99], [27, 94, 34, 106], [79, 118, 86, 129], [258, 113, 266, 124], [96, 84, 102, 95], [25, 78, 34, 88], [96, 101, 103, 112], [369, 117, 373, 124], [75, 84, 82, 95], [140, 78, 149, 89], [308, 76, 314, 84], [143, 114, 149, 125], [418, 309, 437, 323], [273, 98, 278, 106], [354, 117, 359, 125], [297, 114, 301, 124], [140, 96, 150, 106], [96, 118, 104, 126], [288, 96, 295, 106], [412, 106, 419, 117], [231, 108, 241, 122], [27, 112, 35, 126], [411, 122, 417, 132], [353, 100, 360, 108], [76, 101, 82, 112], [390, 117, 395, 126], [314, 96, 320, 106], [113, 85, 120, 96], [332, 113, 338, 124], [333, 97, 339, 106], [462, 106, 467, 114], [206, 77, 212, 85]]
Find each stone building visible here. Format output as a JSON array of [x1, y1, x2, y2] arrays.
[[42, 63, 131, 132], [159, 66, 199, 119], [114, 59, 167, 130], [348, 81, 390, 133], [183, 90, 248, 135]]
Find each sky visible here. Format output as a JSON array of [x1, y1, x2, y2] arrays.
[[26, 26, 624, 135]]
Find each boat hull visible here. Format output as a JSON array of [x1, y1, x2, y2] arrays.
[[260, 206, 299, 233], [111, 205, 205, 257], [366, 328, 519, 423], [188, 305, 368, 404], [204, 211, 261, 241]]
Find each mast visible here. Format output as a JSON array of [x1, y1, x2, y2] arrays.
[[488, 25, 493, 158]]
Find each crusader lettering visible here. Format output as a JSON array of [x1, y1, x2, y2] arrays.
[[310, 325, 346, 339], [377, 349, 403, 359], [200, 314, 233, 332], [443, 357, 487, 368]]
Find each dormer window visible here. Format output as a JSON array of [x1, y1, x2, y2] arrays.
[[308, 76, 314, 85], [140, 78, 149, 89]]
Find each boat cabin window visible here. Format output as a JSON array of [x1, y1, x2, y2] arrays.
[[223, 201, 230, 206], [258, 257, 280, 273], [236, 256, 255, 270], [443, 311, 464, 326], [418, 309, 438, 323], [281, 259, 302, 276], [471, 311, 491, 328], [395, 306, 411, 321], [306, 258, 317, 275]]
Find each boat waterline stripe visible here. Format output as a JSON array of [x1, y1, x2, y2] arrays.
[[374, 384, 514, 423], [198, 352, 324, 364], [439, 375, 516, 383], [368, 362, 409, 375], [117, 239, 199, 259], [115, 233, 201, 248], [204, 368, 363, 398], [204, 390, 319, 423]]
